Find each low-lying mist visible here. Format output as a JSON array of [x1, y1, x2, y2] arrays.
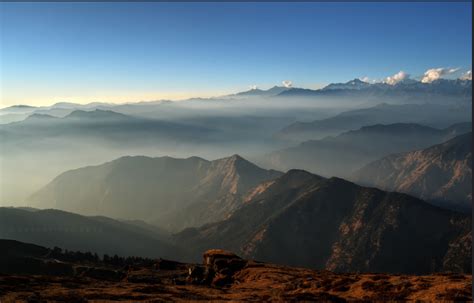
[[0, 87, 471, 209]]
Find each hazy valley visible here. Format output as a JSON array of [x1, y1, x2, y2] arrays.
[[2, 3, 472, 300], [1, 77, 472, 301]]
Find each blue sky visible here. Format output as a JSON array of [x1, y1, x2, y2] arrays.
[[0, 2, 472, 106]]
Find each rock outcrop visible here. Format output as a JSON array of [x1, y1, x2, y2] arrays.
[[187, 249, 247, 287]]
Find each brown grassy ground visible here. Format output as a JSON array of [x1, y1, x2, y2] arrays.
[[0, 259, 471, 302]]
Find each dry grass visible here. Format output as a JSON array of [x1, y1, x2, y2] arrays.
[[0, 261, 471, 302]]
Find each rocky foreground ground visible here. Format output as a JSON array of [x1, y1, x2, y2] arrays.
[[0, 249, 471, 302]]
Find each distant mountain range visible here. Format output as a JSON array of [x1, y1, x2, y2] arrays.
[[174, 169, 471, 274], [28, 155, 282, 231], [322, 78, 374, 90], [0, 207, 177, 258], [277, 102, 472, 141], [353, 132, 472, 212], [227, 86, 290, 98], [262, 122, 472, 179], [276, 78, 472, 100], [1, 78, 470, 125], [224, 78, 471, 101]]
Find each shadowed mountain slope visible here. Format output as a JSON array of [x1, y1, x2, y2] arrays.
[[0, 208, 177, 259], [174, 170, 471, 274]]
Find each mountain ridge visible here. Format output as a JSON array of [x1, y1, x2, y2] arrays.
[[29, 154, 283, 232], [353, 132, 472, 212], [276, 78, 472, 99], [174, 170, 471, 274], [263, 122, 472, 178], [227, 86, 290, 98], [277, 103, 472, 141]]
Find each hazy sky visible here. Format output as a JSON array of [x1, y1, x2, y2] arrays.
[[0, 2, 472, 106]]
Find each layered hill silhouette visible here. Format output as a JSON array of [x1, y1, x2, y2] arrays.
[[277, 103, 472, 141], [174, 170, 471, 274], [263, 122, 471, 179], [0, 109, 214, 150], [353, 133, 472, 212], [0, 207, 177, 258], [29, 155, 282, 231]]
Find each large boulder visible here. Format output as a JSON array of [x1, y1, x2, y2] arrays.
[[187, 249, 248, 287]]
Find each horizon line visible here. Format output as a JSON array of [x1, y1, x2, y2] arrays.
[[2, 75, 472, 109]]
